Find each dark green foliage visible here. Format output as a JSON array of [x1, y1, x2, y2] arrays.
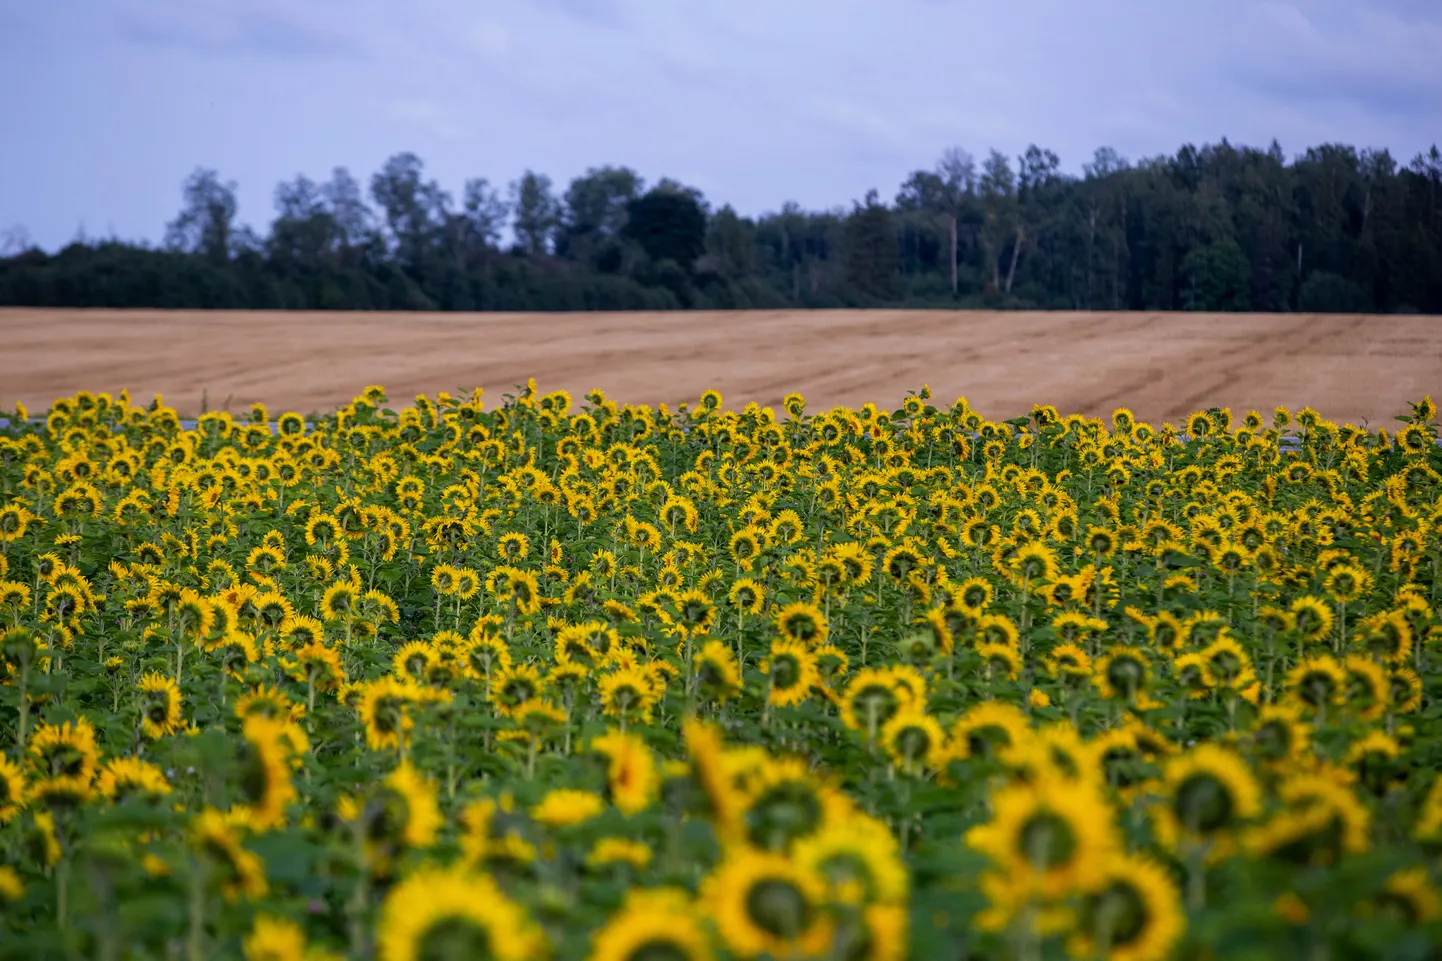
[[844, 190, 901, 302], [622, 187, 708, 271], [1298, 271, 1370, 314], [1183, 239, 1253, 312], [2, 139, 1440, 313]]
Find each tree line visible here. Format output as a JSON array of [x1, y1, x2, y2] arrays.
[[2, 138, 1440, 314]]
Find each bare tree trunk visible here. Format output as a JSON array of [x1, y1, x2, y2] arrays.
[[949, 215, 958, 296], [1004, 226, 1025, 294]]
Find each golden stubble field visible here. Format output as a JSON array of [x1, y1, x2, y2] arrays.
[[2, 308, 1438, 424]]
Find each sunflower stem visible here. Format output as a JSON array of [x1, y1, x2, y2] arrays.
[[56, 851, 70, 930], [347, 819, 370, 961], [16, 654, 29, 754], [186, 855, 205, 961]]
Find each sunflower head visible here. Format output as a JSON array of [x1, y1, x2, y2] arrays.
[[965, 774, 1119, 899], [705, 848, 833, 960], [1157, 744, 1262, 852], [376, 864, 544, 961], [590, 887, 713, 961], [1067, 854, 1185, 961]]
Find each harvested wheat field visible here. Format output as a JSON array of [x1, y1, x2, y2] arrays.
[[2, 307, 1438, 423]]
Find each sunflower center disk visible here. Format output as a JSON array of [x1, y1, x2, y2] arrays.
[[1176, 775, 1235, 833], [416, 917, 494, 961], [1088, 881, 1148, 947], [745, 878, 812, 940], [1019, 813, 1077, 872]]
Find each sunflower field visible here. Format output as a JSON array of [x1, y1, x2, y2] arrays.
[[2, 382, 1442, 961]]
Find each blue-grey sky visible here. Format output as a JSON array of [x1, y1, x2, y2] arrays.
[[3, 0, 1440, 251]]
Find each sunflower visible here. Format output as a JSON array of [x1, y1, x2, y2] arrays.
[[738, 756, 851, 852], [950, 575, 993, 615], [1390, 667, 1424, 714], [243, 915, 341, 961], [137, 671, 183, 739], [1084, 524, 1119, 557], [881, 542, 926, 582], [1346, 730, 1404, 795], [704, 848, 834, 960], [251, 591, 295, 631], [1249, 772, 1371, 866], [1249, 704, 1312, 768], [695, 639, 743, 703], [830, 542, 874, 586], [835, 667, 916, 739], [357, 676, 425, 751], [666, 588, 718, 639], [1066, 853, 1185, 961], [964, 773, 1120, 900], [1355, 611, 1413, 664], [1093, 646, 1153, 705], [0, 505, 29, 543], [0, 866, 23, 908], [598, 666, 660, 725], [531, 788, 605, 830], [1043, 642, 1093, 686], [492, 567, 543, 616], [457, 797, 537, 871], [1005, 723, 1104, 786], [727, 527, 764, 569], [682, 718, 748, 839], [586, 836, 653, 873], [773, 601, 828, 647], [1086, 728, 1153, 799], [1153, 744, 1262, 855], [246, 545, 287, 580], [792, 811, 909, 906], [1368, 868, 1441, 927], [95, 756, 171, 803], [880, 707, 947, 773], [0, 755, 27, 824], [319, 581, 359, 622], [375, 864, 545, 961], [1323, 563, 1371, 604], [340, 762, 443, 877], [592, 729, 659, 815], [762, 639, 821, 709], [1050, 610, 1107, 644], [496, 531, 531, 562], [235, 684, 302, 723], [898, 608, 953, 663], [1341, 655, 1390, 720], [1285, 654, 1348, 714], [192, 808, 268, 901], [27, 716, 100, 802], [1289, 595, 1334, 644], [286, 639, 346, 692], [235, 717, 299, 829], [589, 887, 714, 961], [1009, 541, 1059, 587], [304, 512, 341, 547], [393, 640, 438, 684], [1199, 635, 1256, 692]]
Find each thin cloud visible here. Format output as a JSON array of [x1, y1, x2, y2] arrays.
[[6, 0, 1442, 251], [386, 99, 469, 142], [1228, 2, 1442, 119], [109, 1, 362, 60], [533, 0, 631, 29]]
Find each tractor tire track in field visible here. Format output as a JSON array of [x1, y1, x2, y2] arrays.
[[1, 308, 1437, 427]]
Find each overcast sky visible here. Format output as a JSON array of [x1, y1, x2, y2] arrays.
[[3, 0, 1441, 251]]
